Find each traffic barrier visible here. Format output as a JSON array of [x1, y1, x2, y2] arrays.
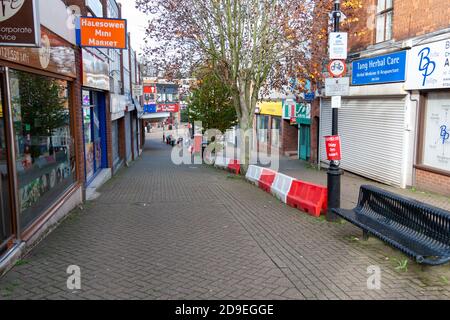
[[214, 155, 229, 169], [228, 159, 241, 175], [271, 172, 294, 204], [258, 169, 277, 193], [286, 180, 328, 217], [245, 165, 263, 185]]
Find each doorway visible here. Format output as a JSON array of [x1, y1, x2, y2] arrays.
[[299, 124, 311, 161], [83, 90, 107, 185]]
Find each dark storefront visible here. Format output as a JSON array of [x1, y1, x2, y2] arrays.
[[0, 27, 81, 256]]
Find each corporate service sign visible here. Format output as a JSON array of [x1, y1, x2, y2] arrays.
[[351, 51, 407, 86], [405, 39, 450, 90]]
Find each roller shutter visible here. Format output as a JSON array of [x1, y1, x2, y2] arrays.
[[320, 97, 406, 187]]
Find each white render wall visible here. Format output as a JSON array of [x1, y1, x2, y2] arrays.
[[39, 0, 76, 45]]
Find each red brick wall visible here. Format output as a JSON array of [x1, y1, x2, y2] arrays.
[[348, 0, 450, 52], [310, 99, 320, 164], [281, 119, 298, 154], [416, 169, 450, 196]]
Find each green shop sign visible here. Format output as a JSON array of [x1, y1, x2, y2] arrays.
[[296, 103, 311, 125]]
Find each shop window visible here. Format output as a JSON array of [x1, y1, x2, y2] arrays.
[[421, 92, 450, 173], [9, 70, 75, 230], [376, 0, 393, 43], [271, 117, 281, 147], [0, 83, 12, 249], [257, 115, 269, 143]]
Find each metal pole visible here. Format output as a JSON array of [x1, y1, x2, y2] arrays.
[[327, 0, 343, 222]]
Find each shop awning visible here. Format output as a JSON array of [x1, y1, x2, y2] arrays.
[[141, 112, 171, 121]]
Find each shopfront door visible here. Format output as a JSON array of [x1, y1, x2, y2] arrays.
[[299, 124, 311, 161], [0, 70, 14, 254], [83, 90, 105, 184]]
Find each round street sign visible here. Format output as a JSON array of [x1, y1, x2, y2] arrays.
[[328, 59, 347, 78]]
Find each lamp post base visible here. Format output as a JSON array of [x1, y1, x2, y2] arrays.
[[326, 162, 343, 222]]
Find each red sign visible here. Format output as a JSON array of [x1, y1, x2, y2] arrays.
[[327, 60, 347, 78], [325, 135, 342, 161], [157, 104, 180, 113], [144, 86, 156, 94]]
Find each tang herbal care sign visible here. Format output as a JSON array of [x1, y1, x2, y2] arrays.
[[77, 17, 127, 49]]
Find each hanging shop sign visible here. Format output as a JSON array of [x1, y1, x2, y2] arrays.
[[352, 51, 407, 86], [325, 77, 350, 96], [0, 26, 76, 77], [329, 32, 347, 60], [328, 59, 347, 78], [405, 39, 450, 90], [76, 17, 127, 49], [132, 84, 143, 96], [325, 135, 342, 161], [0, 0, 40, 47], [282, 99, 296, 120], [82, 48, 110, 91]]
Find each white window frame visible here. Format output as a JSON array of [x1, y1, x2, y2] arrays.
[[375, 0, 393, 43]]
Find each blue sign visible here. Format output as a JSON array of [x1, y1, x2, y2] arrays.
[[144, 104, 157, 113], [304, 92, 315, 101], [352, 51, 407, 85]]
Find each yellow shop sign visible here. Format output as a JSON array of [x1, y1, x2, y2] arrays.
[[258, 101, 283, 117]]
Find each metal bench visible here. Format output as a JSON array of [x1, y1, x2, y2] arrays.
[[333, 185, 450, 265]]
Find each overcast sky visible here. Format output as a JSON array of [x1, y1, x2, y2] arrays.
[[117, 0, 148, 55]]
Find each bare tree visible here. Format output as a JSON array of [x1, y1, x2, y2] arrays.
[[136, 0, 362, 169]]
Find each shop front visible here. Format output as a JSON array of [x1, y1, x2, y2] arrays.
[[283, 100, 311, 160], [111, 94, 127, 172], [320, 50, 411, 188], [405, 38, 450, 195], [0, 26, 82, 260], [81, 49, 110, 186]]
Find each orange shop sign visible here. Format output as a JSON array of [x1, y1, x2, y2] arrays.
[[76, 17, 127, 49]]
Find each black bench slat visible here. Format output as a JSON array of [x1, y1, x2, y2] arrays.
[[333, 185, 450, 265], [335, 208, 449, 259]]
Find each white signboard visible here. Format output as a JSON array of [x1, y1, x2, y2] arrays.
[[329, 32, 348, 60], [331, 96, 342, 109], [133, 84, 143, 96], [405, 39, 450, 90], [423, 92, 450, 172], [325, 77, 350, 96]]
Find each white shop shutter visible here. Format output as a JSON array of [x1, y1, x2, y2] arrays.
[[320, 97, 406, 187]]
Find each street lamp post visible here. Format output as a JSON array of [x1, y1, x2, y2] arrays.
[[327, 0, 343, 222]]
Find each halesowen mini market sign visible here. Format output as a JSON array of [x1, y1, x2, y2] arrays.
[[76, 17, 127, 49]]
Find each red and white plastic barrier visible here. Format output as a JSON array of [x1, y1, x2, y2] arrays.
[[228, 159, 241, 175], [258, 169, 277, 193], [271, 172, 294, 204], [245, 165, 263, 185], [286, 180, 328, 217], [242, 165, 328, 217]]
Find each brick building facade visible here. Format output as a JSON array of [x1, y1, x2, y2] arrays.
[[313, 0, 450, 195]]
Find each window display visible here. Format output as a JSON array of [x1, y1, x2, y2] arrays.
[[10, 70, 75, 230], [422, 92, 450, 172], [0, 86, 12, 249], [271, 117, 281, 147]]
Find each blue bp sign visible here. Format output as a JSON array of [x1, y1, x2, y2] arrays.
[[144, 104, 157, 113], [352, 51, 407, 85]]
